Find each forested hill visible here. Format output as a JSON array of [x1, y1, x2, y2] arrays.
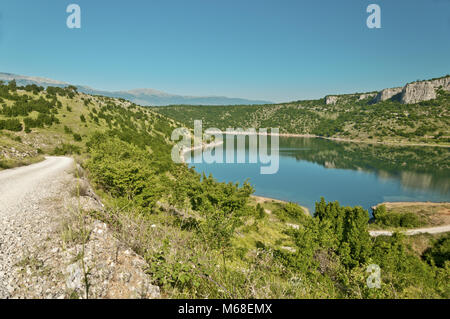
[[154, 75, 450, 146], [0, 79, 449, 299]]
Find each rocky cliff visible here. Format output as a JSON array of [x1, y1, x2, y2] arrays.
[[374, 87, 403, 103], [369, 76, 450, 105], [401, 77, 450, 104], [358, 93, 377, 101], [326, 96, 338, 105]]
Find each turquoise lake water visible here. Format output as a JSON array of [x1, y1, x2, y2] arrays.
[[186, 136, 450, 214]]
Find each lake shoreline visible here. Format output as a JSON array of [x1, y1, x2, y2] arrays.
[[212, 130, 450, 148], [184, 134, 449, 215], [180, 140, 224, 163]]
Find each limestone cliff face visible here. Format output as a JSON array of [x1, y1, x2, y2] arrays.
[[374, 87, 402, 103], [326, 96, 338, 105], [321, 76, 448, 106], [358, 93, 376, 101], [401, 81, 436, 104], [401, 77, 450, 104], [431, 77, 450, 91]]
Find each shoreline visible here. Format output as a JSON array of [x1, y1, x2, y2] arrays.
[[179, 135, 449, 218], [251, 194, 311, 216], [208, 130, 450, 148], [179, 140, 224, 163]]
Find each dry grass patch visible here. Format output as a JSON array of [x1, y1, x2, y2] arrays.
[[381, 202, 450, 227]]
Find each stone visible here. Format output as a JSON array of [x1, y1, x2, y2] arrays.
[[401, 77, 450, 104], [358, 93, 376, 101], [325, 96, 338, 105], [66, 263, 83, 290], [401, 81, 436, 104], [374, 87, 402, 102]]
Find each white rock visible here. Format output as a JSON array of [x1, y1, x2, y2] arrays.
[[66, 263, 83, 290]]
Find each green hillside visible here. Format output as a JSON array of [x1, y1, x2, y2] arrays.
[[154, 78, 450, 146], [0, 80, 449, 298]]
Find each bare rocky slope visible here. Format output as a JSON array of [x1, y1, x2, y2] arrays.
[[325, 76, 450, 105]]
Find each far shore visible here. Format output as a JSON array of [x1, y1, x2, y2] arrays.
[[207, 130, 450, 148], [179, 140, 224, 163], [251, 196, 450, 221]]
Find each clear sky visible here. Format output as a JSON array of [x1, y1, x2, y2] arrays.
[[0, 0, 449, 102]]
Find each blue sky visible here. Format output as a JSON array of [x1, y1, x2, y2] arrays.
[[0, 0, 449, 102]]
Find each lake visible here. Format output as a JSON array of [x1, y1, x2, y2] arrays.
[[185, 136, 450, 214]]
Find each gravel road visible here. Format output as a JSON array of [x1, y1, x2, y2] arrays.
[[369, 225, 450, 237], [0, 157, 74, 216], [0, 157, 74, 298], [0, 156, 160, 299]]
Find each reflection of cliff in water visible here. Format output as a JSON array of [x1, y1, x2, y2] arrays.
[[279, 137, 450, 195]]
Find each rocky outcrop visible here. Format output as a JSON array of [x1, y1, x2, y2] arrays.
[[401, 81, 436, 104], [358, 93, 376, 101], [401, 77, 450, 104], [320, 76, 449, 106], [370, 76, 450, 105], [325, 96, 338, 105], [431, 76, 450, 91], [374, 87, 402, 103]]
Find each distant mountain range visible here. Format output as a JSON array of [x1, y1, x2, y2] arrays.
[[0, 72, 272, 106]]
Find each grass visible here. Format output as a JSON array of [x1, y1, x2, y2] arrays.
[[16, 254, 52, 278], [59, 167, 94, 299], [0, 88, 161, 171], [369, 202, 450, 230], [0, 154, 45, 170], [383, 202, 450, 226], [231, 196, 308, 253]]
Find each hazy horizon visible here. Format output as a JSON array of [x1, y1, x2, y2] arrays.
[[1, 0, 449, 102]]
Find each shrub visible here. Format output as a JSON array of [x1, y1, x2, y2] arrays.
[[0, 119, 23, 131], [52, 143, 81, 155], [373, 205, 424, 228], [73, 133, 82, 142], [423, 233, 450, 268]]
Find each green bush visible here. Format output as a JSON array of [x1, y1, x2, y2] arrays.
[[0, 118, 23, 131], [52, 143, 81, 155], [373, 205, 424, 228], [274, 202, 305, 222], [73, 133, 82, 141], [423, 234, 450, 268]]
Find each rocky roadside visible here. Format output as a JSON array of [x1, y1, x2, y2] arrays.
[[0, 158, 160, 299]]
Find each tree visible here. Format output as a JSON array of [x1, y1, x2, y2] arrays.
[[73, 133, 82, 142], [341, 206, 371, 267], [423, 234, 450, 268], [315, 198, 371, 268], [67, 85, 78, 92], [8, 80, 17, 91], [256, 203, 265, 219]]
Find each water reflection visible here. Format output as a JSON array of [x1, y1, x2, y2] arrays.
[[279, 137, 450, 195], [186, 136, 450, 211]]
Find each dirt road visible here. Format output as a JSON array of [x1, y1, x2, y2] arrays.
[[0, 157, 74, 298], [0, 156, 160, 299], [0, 157, 74, 216], [369, 225, 450, 237]]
